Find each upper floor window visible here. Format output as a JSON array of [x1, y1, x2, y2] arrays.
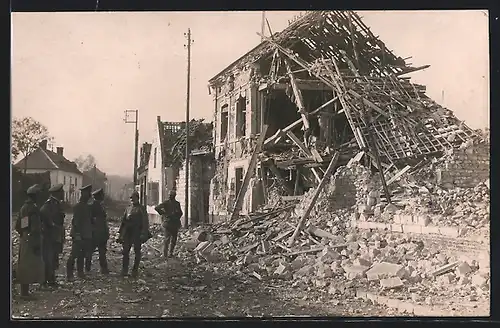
[[63, 176, 66, 185], [220, 104, 229, 142]]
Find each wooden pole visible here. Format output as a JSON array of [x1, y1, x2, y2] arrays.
[[184, 28, 193, 228], [287, 152, 339, 248]]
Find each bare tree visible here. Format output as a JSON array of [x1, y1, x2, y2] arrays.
[[74, 154, 97, 172], [12, 117, 53, 173]]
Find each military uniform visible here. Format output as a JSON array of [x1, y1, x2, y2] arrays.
[[87, 188, 109, 274], [66, 184, 93, 280], [118, 191, 149, 277], [155, 190, 183, 257], [15, 185, 45, 299], [39, 183, 65, 286]]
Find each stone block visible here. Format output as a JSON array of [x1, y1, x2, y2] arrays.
[[380, 277, 404, 289], [403, 224, 422, 234], [366, 262, 405, 281], [354, 258, 372, 267], [457, 262, 472, 276], [366, 292, 378, 304], [343, 264, 369, 280], [355, 289, 368, 300], [471, 273, 488, 287], [391, 224, 403, 233], [422, 225, 441, 235], [319, 247, 341, 264], [220, 235, 230, 245], [317, 264, 334, 279]]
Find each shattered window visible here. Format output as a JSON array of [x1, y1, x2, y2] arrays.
[[221, 104, 229, 142], [236, 96, 247, 137]]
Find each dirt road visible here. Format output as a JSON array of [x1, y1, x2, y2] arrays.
[[11, 221, 394, 318]]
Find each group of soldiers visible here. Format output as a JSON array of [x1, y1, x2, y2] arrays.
[[14, 182, 183, 300]]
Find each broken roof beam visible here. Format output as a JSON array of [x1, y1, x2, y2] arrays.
[[263, 96, 338, 146], [396, 65, 431, 76], [284, 58, 310, 131], [347, 89, 390, 118], [287, 151, 340, 247], [285, 131, 322, 183], [259, 79, 329, 91]]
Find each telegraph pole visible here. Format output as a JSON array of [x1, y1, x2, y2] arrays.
[[124, 109, 139, 187], [183, 28, 193, 228], [261, 11, 266, 41]]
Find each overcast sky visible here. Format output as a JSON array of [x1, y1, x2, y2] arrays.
[[11, 10, 489, 177]]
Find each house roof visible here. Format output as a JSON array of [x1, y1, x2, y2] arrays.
[[14, 148, 83, 175], [208, 11, 410, 86], [83, 166, 107, 181]]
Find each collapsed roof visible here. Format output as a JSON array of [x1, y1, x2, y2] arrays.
[[210, 10, 481, 170]]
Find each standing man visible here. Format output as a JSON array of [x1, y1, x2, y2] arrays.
[[15, 184, 45, 300], [117, 191, 150, 278], [66, 184, 93, 281], [39, 183, 64, 287], [155, 190, 183, 258], [88, 188, 110, 274]]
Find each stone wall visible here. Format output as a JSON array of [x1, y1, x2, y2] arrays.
[[436, 141, 490, 188]]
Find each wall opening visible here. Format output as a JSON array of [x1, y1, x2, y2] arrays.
[[221, 104, 229, 141], [236, 96, 247, 137], [235, 167, 244, 196]]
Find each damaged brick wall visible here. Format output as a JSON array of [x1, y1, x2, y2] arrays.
[[436, 142, 490, 188]]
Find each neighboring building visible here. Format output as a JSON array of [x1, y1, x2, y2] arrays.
[[146, 116, 182, 220], [82, 165, 108, 195], [14, 139, 83, 204], [144, 116, 214, 226], [137, 142, 152, 205]]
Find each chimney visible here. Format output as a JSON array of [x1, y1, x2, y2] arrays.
[[56, 147, 64, 156], [39, 140, 48, 150]]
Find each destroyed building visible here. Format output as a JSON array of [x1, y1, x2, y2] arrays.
[[146, 115, 214, 225], [207, 10, 487, 223]]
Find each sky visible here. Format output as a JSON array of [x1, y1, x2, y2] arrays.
[[11, 10, 490, 177]]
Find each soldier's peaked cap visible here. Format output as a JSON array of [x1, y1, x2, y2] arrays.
[[26, 184, 41, 195], [92, 188, 103, 196], [80, 184, 92, 192], [49, 183, 64, 192]]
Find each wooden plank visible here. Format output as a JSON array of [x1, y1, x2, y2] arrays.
[[282, 195, 303, 201], [260, 163, 268, 204], [264, 97, 338, 146], [385, 165, 412, 186], [230, 125, 269, 221], [310, 148, 323, 162], [347, 90, 390, 118], [286, 131, 322, 183], [287, 152, 340, 247], [284, 58, 310, 130]]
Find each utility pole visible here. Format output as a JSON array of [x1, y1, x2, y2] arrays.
[[124, 109, 139, 187], [261, 11, 266, 42], [183, 28, 193, 228], [92, 164, 96, 186]]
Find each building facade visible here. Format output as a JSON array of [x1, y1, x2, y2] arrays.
[[14, 140, 83, 204]]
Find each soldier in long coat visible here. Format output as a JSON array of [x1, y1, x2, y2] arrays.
[[39, 183, 65, 287], [155, 190, 183, 258], [117, 191, 150, 278], [66, 184, 93, 281], [15, 184, 45, 300], [86, 188, 110, 274]]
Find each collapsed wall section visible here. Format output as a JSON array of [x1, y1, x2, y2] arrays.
[[435, 141, 489, 188]]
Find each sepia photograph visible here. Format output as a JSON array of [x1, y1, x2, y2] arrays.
[[11, 10, 490, 318]]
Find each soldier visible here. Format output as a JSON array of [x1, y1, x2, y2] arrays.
[[87, 188, 110, 274], [155, 190, 183, 258], [15, 184, 45, 300], [66, 184, 93, 281], [39, 183, 65, 287], [117, 191, 150, 278]]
